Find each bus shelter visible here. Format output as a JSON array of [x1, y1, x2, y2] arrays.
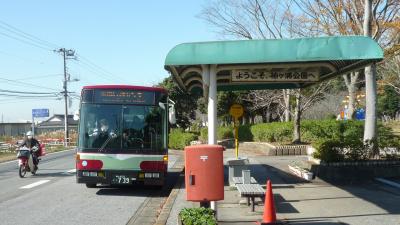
[[164, 36, 383, 146], [164, 36, 383, 210]]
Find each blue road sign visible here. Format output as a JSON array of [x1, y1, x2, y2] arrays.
[[32, 108, 49, 118]]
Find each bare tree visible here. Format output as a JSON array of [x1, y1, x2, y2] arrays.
[[294, 0, 400, 121], [291, 81, 333, 143], [379, 55, 400, 94], [303, 93, 346, 120], [241, 90, 282, 122], [363, 0, 378, 155], [200, 0, 335, 142]]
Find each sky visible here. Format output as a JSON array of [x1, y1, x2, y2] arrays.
[[0, 0, 216, 122]]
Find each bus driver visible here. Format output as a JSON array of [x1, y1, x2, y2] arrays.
[[92, 119, 116, 148]]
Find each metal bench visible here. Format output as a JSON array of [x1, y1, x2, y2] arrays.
[[236, 183, 265, 212], [232, 176, 258, 184]]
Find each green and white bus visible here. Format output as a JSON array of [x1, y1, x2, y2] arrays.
[[75, 85, 174, 188]]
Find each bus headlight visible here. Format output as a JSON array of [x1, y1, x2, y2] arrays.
[[81, 160, 88, 167], [152, 173, 160, 178]]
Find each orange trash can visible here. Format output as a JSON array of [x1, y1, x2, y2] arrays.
[[184, 144, 224, 202]]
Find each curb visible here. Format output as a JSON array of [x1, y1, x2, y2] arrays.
[[126, 152, 185, 225], [154, 167, 185, 225]]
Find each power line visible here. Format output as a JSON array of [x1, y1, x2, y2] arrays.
[[72, 60, 116, 83], [0, 49, 47, 65], [0, 88, 57, 95], [0, 98, 59, 104], [0, 20, 60, 49], [0, 93, 58, 98], [76, 53, 129, 83], [0, 30, 52, 51], [0, 76, 61, 91], [14, 74, 63, 81]]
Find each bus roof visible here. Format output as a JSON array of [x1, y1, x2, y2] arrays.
[[82, 85, 167, 93]]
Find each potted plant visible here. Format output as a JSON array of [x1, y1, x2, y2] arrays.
[[178, 207, 217, 225]]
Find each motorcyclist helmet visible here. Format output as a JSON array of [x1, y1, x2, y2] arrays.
[[26, 131, 33, 139]]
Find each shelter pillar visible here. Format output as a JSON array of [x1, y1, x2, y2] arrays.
[[208, 65, 217, 145], [202, 64, 218, 212]]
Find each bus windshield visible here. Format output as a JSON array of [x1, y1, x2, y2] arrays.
[[78, 103, 166, 153]]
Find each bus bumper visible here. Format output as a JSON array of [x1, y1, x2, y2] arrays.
[[76, 170, 166, 186]]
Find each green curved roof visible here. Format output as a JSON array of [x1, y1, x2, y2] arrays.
[[164, 36, 383, 92], [165, 36, 382, 66]]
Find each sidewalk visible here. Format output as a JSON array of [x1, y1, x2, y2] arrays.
[[165, 147, 400, 225]]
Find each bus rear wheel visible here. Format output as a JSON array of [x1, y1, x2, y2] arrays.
[[85, 183, 97, 188]]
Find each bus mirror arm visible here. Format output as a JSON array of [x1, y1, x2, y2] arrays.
[[168, 104, 176, 125]]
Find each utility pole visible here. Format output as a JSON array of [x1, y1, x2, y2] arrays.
[[55, 48, 75, 147]]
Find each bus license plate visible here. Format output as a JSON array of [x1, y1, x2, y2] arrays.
[[112, 175, 132, 184]]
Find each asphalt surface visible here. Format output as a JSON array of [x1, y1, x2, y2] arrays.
[[0, 149, 178, 225]]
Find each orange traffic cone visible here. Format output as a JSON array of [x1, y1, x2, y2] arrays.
[[258, 180, 278, 225]]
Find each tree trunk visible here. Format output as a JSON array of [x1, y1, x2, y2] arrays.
[[283, 89, 290, 122], [261, 108, 267, 123], [292, 90, 301, 144], [266, 107, 271, 123], [364, 64, 378, 155], [363, 0, 378, 157], [343, 72, 359, 120]]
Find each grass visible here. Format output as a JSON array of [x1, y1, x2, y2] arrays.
[[384, 121, 400, 135], [0, 152, 17, 163]]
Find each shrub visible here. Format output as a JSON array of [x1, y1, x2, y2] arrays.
[[312, 139, 345, 162], [200, 126, 235, 142], [250, 122, 292, 143], [199, 128, 207, 142], [217, 126, 234, 139], [238, 125, 253, 141], [179, 207, 217, 225], [168, 129, 197, 150]]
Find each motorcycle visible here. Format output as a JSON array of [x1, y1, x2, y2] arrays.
[[16, 146, 40, 178]]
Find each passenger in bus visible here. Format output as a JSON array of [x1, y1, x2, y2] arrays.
[[122, 129, 133, 148]]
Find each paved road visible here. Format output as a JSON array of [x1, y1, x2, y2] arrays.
[[0, 150, 178, 225]]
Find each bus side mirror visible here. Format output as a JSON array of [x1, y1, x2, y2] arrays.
[[73, 110, 79, 121], [169, 105, 176, 124]]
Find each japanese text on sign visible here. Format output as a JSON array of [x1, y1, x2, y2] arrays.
[[232, 70, 319, 82]]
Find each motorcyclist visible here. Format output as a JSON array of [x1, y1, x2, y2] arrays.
[[18, 131, 40, 169]]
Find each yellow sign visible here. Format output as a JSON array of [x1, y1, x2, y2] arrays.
[[229, 104, 244, 119], [229, 104, 243, 159]]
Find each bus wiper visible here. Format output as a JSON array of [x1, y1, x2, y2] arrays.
[[98, 132, 117, 152]]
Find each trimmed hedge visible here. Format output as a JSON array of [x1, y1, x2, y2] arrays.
[[168, 129, 198, 150], [250, 121, 292, 143], [310, 121, 400, 162], [199, 125, 254, 142], [199, 126, 234, 142]]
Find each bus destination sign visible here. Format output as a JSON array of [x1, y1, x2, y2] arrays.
[[95, 90, 154, 104]]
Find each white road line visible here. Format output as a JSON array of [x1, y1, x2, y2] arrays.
[[19, 180, 50, 189], [376, 178, 400, 189], [67, 169, 76, 173]]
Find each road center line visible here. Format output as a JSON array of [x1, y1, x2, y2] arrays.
[[20, 180, 50, 189]]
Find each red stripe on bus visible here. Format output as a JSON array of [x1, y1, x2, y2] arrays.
[[76, 159, 103, 170], [140, 161, 167, 171]]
